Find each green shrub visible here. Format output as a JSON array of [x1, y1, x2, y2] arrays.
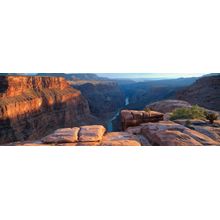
[[144, 107, 151, 113], [204, 112, 218, 124], [170, 105, 206, 120]]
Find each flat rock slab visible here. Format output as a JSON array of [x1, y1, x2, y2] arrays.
[[42, 127, 80, 143], [152, 130, 202, 146], [57, 142, 101, 146], [126, 126, 143, 135], [101, 132, 141, 146], [101, 140, 141, 146], [183, 128, 219, 145], [141, 121, 219, 146], [78, 125, 106, 142]]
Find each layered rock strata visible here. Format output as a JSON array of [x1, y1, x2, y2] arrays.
[[0, 76, 94, 144], [121, 110, 164, 130]]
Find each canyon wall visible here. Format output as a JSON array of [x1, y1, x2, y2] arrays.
[[176, 76, 220, 111], [0, 76, 94, 144], [70, 80, 125, 118]]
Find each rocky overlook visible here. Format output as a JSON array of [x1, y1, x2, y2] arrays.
[[0, 76, 96, 144], [8, 99, 220, 146]]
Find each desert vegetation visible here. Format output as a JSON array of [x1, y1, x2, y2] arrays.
[[205, 112, 219, 124], [170, 105, 206, 120], [170, 105, 219, 124]]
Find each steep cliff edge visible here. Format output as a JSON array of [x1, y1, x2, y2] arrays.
[[0, 76, 94, 144], [69, 80, 125, 118], [176, 76, 220, 111]]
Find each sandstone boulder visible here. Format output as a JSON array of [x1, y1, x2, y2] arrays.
[[121, 110, 164, 130], [42, 127, 80, 143], [78, 125, 106, 142]]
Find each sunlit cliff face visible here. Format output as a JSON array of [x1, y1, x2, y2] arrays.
[[0, 76, 91, 144]]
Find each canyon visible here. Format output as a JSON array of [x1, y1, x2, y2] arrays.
[[1, 73, 219, 146], [9, 105, 220, 146], [69, 80, 125, 120]]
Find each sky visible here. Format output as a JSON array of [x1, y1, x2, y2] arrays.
[[97, 73, 205, 79]]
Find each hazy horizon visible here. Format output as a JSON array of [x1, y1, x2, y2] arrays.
[[96, 73, 205, 79], [3, 72, 210, 79]]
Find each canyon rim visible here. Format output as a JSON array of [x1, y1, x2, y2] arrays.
[[0, 73, 219, 146]]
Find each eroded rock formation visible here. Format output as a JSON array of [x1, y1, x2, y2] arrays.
[[121, 110, 164, 130], [0, 76, 95, 144]]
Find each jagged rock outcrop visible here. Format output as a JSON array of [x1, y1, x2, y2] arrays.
[[121, 110, 164, 130], [0, 76, 95, 144], [176, 76, 220, 111]]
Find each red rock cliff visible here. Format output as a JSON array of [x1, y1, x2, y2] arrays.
[[0, 76, 92, 144]]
